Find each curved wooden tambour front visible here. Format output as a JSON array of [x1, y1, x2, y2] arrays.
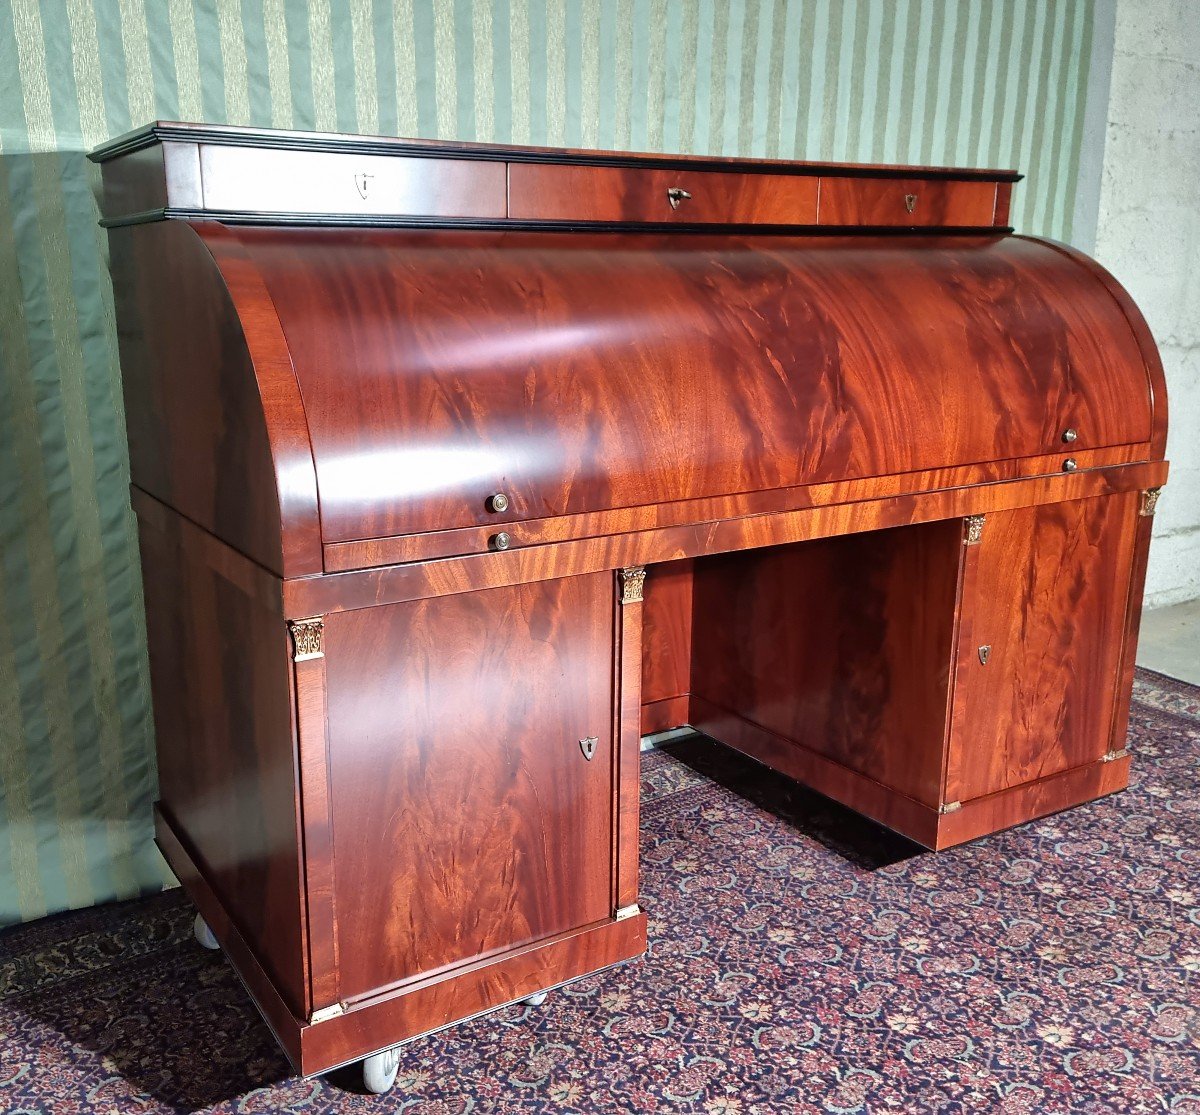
[[194, 225, 1160, 559]]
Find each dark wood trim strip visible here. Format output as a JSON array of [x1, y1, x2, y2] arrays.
[[102, 205, 1017, 234], [89, 121, 1022, 182]]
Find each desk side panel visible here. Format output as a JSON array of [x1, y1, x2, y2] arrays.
[[137, 499, 309, 1018], [107, 220, 321, 576]]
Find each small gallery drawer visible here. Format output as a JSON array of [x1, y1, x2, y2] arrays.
[[197, 144, 507, 218], [818, 177, 999, 227], [509, 163, 819, 224]]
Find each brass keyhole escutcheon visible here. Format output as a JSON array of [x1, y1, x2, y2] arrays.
[[904, 193, 918, 213], [580, 736, 598, 761], [978, 645, 991, 665], [667, 187, 692, 210]]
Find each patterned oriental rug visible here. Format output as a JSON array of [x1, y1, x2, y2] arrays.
[[2, 668, 1199, 1114]]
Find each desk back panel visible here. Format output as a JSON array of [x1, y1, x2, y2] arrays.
[[689, 521, 963, 811]]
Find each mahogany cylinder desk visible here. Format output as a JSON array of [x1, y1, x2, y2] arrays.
[[92, 122, 1168, 1092]]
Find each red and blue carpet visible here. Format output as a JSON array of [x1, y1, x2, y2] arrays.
[[2, 668, 1198, 1113]]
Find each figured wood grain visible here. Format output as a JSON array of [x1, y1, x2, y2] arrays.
[[1035, 237, 1169, 458], [97, 126, 1170, 1082], [640, 559, 694, 710], [945, 495, 1139, 803], [322, 445, 1151, 570], [935, 754, 1130, 849], [291, 643, 339, 1015], [108, 222, 310, 574], [691, 522, 963, 808], [613, 570, 643, 912], [687, 693, 944, 847], [819, 177, 999, 226], [236, 227, 1152, 548], [323, 573, 616, 1001], [193, 222, 323, 576], [508, 163, 819, 223], [297, 914, 646, 1076]]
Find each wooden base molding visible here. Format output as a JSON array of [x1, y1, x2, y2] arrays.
[[156, 805, 646, 1077], [651, 697, 1131, 851]]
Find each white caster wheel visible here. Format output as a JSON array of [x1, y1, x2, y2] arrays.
[[193, 913, 220, 951], [523, 990, 549, 1007], [363, 1047, 400, 1094]]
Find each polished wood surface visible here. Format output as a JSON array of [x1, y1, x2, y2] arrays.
[[109, 222, 309, 575], [323, 573, 616, 1001], [284, 460, 1166, 620], [690, 523, 962, 809], [136, 497, 309, 1018], [640, 559, 694, 716], [229, 227, 1151, 548], [509, 163, 820, 223], [322, 444, 1151, 570], [96, 124, 1167, 1082], [818, 176, 998, 226], [946, 495, 1138, 803]]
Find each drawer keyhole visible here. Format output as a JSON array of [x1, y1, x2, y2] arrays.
[[667, 187, 692, 210], [904, 193, 918, 213]]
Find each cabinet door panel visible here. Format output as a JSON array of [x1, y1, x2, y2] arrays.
[[946, 495, 1137, 804], [324, 573, 615, 1001]]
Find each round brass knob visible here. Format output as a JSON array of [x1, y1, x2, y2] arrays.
[[1062, 428, 1078, 443], [1063, 458, 1078, 472], [490, 532, 511, 551], [486, 492, 510, 514]]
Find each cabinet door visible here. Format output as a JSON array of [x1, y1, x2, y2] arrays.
[[946, 494, 1138, 805], [323, 573, 616, 1002]]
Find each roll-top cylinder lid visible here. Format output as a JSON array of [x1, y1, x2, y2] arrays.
[[210, 226, 1156, 547]]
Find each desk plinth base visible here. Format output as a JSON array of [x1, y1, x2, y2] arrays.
[[154, 805, 648, 1078], [685, 698, 1131, 849]]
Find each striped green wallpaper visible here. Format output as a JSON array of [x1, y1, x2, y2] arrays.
[[0, 0, 1098, 926]]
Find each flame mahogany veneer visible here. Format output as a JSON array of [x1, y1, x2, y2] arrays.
[[93, 122, 1168, 1079]]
